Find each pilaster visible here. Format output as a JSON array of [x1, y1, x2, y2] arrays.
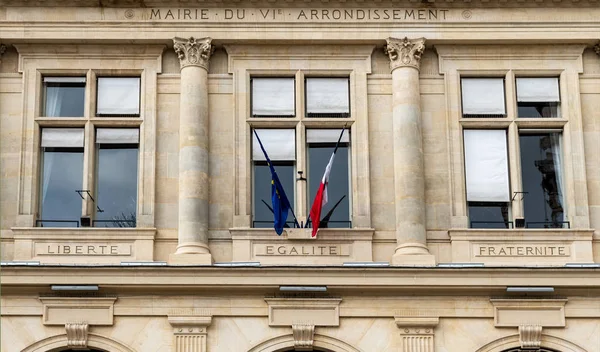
[[385, 37, 435, 266], [170, 36, 214, 265], [395, 316, 439, 352], [168, 314, 212, 352]]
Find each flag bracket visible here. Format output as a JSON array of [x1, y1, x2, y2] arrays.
[[296, 171, 307, 182]]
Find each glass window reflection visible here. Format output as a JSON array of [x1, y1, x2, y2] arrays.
[[308, 144, 350, 228], [519, 133, 565, 228], [95, 145, 138, 227], [40, 148, 84, 227], [253, 162, 295, 228], [468, 202, 510, 228], [44, 80, 85, 117]]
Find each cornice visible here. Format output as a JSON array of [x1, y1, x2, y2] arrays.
[[3, 266, 600, 289], [2, 0, 600, 7]]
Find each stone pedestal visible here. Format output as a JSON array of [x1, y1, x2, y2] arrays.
[[386, 37, 435, 266], [170, 37, 214, 265]]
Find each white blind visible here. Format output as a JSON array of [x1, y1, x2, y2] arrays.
[[96, 128, 139, 144], [464, 129, 510, 202], [97, 77, 140, 115], [516, 78, 560, 102], [41, 128, 84, 148], [252, 129, 296, 161], [44, 77, 86, 83], [461, 78, 506, 115], [306, 129, 349, 143], [306, 78, 350, 114], [252, 78, 295, 116]]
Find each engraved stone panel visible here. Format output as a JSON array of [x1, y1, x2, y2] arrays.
[[265, 298, 341, 327], [40, 297, 116, 326], [490, 299, 567, 327]]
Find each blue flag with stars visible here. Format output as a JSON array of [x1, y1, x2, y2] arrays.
[[253, 130, 293, 235]]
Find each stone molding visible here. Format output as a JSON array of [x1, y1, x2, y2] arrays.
[[39, 297, 117, 326], [594, 42, 600, 56], [490, 299, 567, 327], [519, 325, 543, 349], [292, 323, 315, 351], [173, 37, 213, 70], [385, 37, 426, 71], [65, 322, 89, 349], [395, 316, 439, 352], [0, 44, 6, 62], [265, 298, 341, 327], [168, 314, 212, 352]]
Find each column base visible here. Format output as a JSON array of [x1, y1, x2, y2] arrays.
[[391, 253, 436, 266], [391, 243, 436, 266], [169, 253, 213, 265]]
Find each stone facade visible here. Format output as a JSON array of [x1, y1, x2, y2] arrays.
[[2, 1, 600, 352]]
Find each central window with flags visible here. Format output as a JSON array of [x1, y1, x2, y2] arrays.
[[250, 75, 352, 235]]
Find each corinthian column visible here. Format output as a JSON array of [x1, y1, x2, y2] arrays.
[[385, 37, 435, 266], [170, 37, 213, 265]]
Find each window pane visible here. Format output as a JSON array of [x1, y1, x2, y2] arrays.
[[40, 148, 84, 227], [251, 78, 295, 117], [517, 102, 559, 118], [44, 81, 85, 117], [308, 144, 350, 228], [252, 129, 296, 161], [306, 78, 350, 117], [461, 78, 506, 117], [468, 202, 510, 228], [95, 145, 138, 227], [97, 77, 140, 116], [519, 133, 565, 228], [253, 162, 295, 228]]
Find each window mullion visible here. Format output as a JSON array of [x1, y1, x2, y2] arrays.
[[505, 70, 517, 120], [296, 124, 307, 224], [81, 121, 96, 223], [85, 70, 94, 119], [508, 122, 523, 221]]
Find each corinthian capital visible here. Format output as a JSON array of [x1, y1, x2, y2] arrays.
[[173, 37, 214, 70], [0, 44, 6, 63], [385, 37, 426, 72]]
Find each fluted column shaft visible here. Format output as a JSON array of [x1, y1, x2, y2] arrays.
[[171, 37, 213, 264], [386, 37, 435, 266]]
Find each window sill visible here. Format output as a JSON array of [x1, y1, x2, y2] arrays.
[[11, 227, 156, 264], [449, 228, 593, 266], [230, 228, 374, 265]]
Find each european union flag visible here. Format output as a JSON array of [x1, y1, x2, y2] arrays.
[[253, 130, 294, 235]]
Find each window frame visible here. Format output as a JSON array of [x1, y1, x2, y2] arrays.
[[459, 70, 570, 229], [34, 70, 144, 228], [248, 70, 354, 229]]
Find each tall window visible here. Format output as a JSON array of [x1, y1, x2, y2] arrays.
[[95, 129, 139, 228], [252, 129, 296, 228], [462, 75, 566, 229], [39, 128, 84, 227], [250, 75, 351, 229], [37, 76, 141, 227]]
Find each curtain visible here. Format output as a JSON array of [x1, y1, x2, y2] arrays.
[[550, 133, 564, 225], [44, 85, 63, 117]]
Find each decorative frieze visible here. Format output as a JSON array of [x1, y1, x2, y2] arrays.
[[173, 37, 214, 70], [65, 322, 89, 349], [519, 325, 543, 349], [385, 37, 426, 71], [292, 323, 315, 351]]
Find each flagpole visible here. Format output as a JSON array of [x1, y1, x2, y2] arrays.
[[305, 126, 347, 229]]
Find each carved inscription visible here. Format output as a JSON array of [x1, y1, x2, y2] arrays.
[[255, 244, 350, 256], [35, 243, 132, 256], [475, 244, 570, 257], [138, 8, 456, 22]]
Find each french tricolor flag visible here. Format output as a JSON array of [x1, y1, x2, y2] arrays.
[[309, 128, 346, 237]]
